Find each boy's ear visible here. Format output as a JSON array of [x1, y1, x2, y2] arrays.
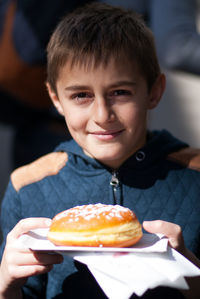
[[46, 82, 64, 116], [148, 73, 166, 110]]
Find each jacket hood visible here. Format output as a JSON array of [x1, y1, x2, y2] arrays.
[[55, 129, 188, 171]]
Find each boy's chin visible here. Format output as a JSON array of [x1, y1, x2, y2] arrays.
[[98, 156, 125, 168]]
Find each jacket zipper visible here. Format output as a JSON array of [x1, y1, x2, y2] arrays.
[[110, 171, 120, 205]]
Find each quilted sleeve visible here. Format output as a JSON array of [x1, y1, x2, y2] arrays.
[[0, 180, 22, 257], [0, 180, 47, 298]]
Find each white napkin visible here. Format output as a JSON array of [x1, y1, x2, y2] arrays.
[[74, 247, 200, 298]]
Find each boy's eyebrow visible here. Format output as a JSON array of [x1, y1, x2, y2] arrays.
[[64, 81, 136, 91], [108, 81, 136, 88], [64, 85, 90, 91]]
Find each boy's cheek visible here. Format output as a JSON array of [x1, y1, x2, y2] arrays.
[[65, 117, 86, 133]]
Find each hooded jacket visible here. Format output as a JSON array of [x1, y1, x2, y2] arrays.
[[0, 129, 200, 298]]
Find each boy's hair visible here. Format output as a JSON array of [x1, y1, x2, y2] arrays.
[[47, 2, 160, 93]]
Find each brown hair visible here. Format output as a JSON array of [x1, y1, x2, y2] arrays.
[[47, 2, 160, 93]]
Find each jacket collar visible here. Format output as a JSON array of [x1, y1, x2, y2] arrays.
[[55, 130, 188, 173]]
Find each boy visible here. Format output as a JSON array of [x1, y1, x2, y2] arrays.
[[0, 2, 199, 298]]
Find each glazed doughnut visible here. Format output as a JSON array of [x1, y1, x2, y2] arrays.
[[47, 204, 143, 247]]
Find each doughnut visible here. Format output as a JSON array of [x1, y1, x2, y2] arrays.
[[47, 204, 143, 247]]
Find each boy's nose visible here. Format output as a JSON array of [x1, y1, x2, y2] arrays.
[[92, 96, 114, 124]]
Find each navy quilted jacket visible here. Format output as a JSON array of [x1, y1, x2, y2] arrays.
[[0, 129, 199, 298]]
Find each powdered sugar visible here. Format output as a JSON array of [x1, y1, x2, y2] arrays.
[[54, 204, 133, 222]]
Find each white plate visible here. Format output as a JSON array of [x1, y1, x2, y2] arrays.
[[18, 229, 168, 254]]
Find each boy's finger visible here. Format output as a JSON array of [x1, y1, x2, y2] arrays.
[[8, 218, 52, 239], [10, 251, 63, 266], [11, 264, 54, 279], [143, 220, 181, 237]]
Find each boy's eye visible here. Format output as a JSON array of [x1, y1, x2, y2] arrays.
[[75, 92, 91, 98], [71, 92, 93, 102], [110, 89, 132, 97]]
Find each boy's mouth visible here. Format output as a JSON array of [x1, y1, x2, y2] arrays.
[[90, 129, 124, 141]]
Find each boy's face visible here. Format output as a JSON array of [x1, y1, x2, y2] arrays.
[[48, 57, 164, 169]]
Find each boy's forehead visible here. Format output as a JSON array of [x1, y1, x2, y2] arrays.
[[57, 55, 142, 80]]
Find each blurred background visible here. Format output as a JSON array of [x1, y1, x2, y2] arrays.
[[0, 0, 200, 203]]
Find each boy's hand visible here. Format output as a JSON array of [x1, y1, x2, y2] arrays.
[[143, 220, 200, 299], [143, 220, 185, 252], [143, 220, 200, 268], [0, 218, 63, 298]]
